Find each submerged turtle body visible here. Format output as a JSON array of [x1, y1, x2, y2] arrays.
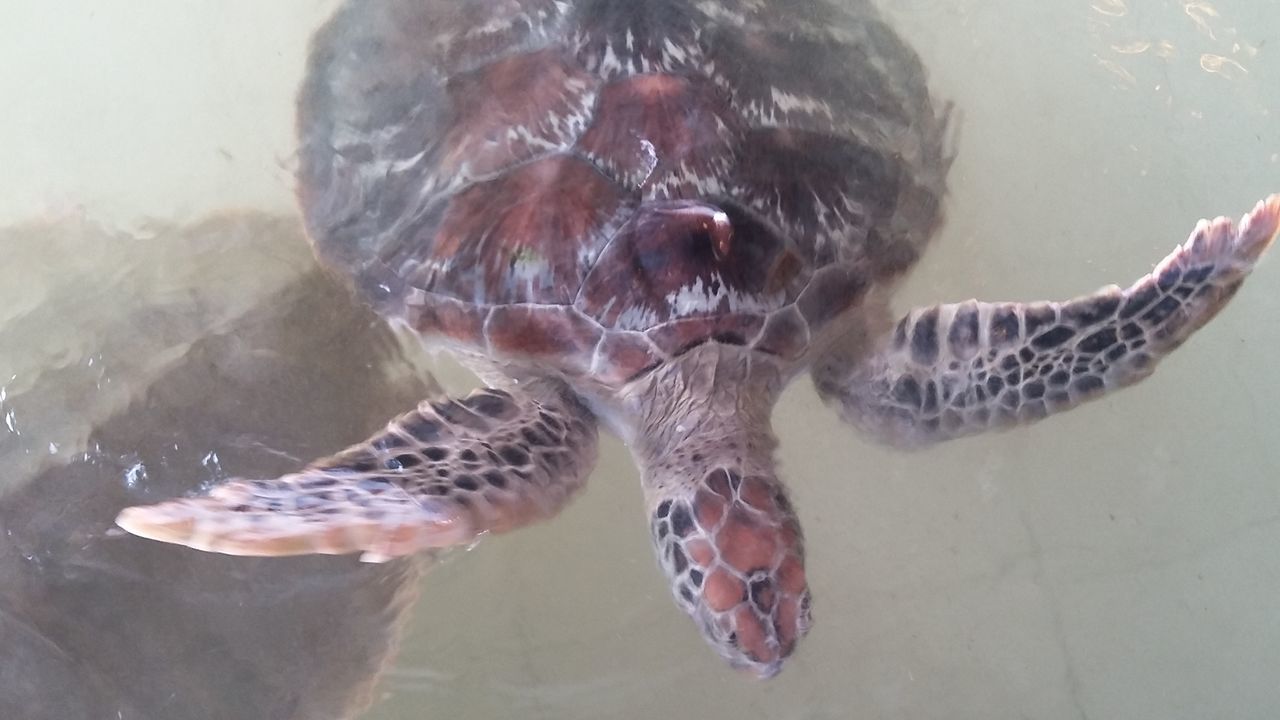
[[296, 0, 950, 387], [117, 0, 1279, 679]]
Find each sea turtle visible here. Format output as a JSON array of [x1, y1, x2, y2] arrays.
[[115, 0, 1279, 677]]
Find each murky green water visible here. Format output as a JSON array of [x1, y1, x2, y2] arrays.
[[1, 1, 1276, 719]]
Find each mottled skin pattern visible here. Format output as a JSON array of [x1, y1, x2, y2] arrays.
[[627, 344, 809, 669], [816, 205, 1280, 448], [115, 0, 1280, 678], [122, 383, 596, 562]]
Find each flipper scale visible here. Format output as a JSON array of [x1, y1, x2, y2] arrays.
[[816, 195, 1279, 448], [117, 381, 597, 561]]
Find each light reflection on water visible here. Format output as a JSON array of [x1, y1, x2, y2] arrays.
[[1, 215, 435, 720], [1, 1, 1277, 719]]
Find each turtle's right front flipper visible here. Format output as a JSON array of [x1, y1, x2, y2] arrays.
[[116, 381, 597, 561], [814, 195, 1279, 448]]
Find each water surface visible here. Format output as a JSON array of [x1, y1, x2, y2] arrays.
[[1, 2, 1277, 719]]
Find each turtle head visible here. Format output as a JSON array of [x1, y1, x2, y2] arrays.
[[624, 344, 811, 678], [649, 467, 810, 678]]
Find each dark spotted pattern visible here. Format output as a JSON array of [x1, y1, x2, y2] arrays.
[[650, 468, 810, 677], [116, 382, 598, 560], [297, 0, 951, 383], [816, 199, 1280, 447]]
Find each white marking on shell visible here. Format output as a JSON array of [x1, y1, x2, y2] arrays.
[[503, 123, 558, 151], [431, 15, 548, 75], [663, 38, 690, 64], [770, 88, 836, 120], [588, 331, 610, 376], [466, 14, 523, 39], [646, 157, 731, 199], [638, 140, 659, 185], [380, 67, 599, 255], [388, 149, 428, 174], [666, 275, 783, 317], [695, 1, 749, 26], [617, 304, 662, 330], [598, 41, 624, 76]]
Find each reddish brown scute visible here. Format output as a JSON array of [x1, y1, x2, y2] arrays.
[[296, 0, 951, 384]]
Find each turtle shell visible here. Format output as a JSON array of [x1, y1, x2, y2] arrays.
[[297, 0, 951, 385]]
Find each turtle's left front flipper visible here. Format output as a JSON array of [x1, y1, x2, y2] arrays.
[[814, 195, 1279, 449], [116, 380, 597, 561]]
